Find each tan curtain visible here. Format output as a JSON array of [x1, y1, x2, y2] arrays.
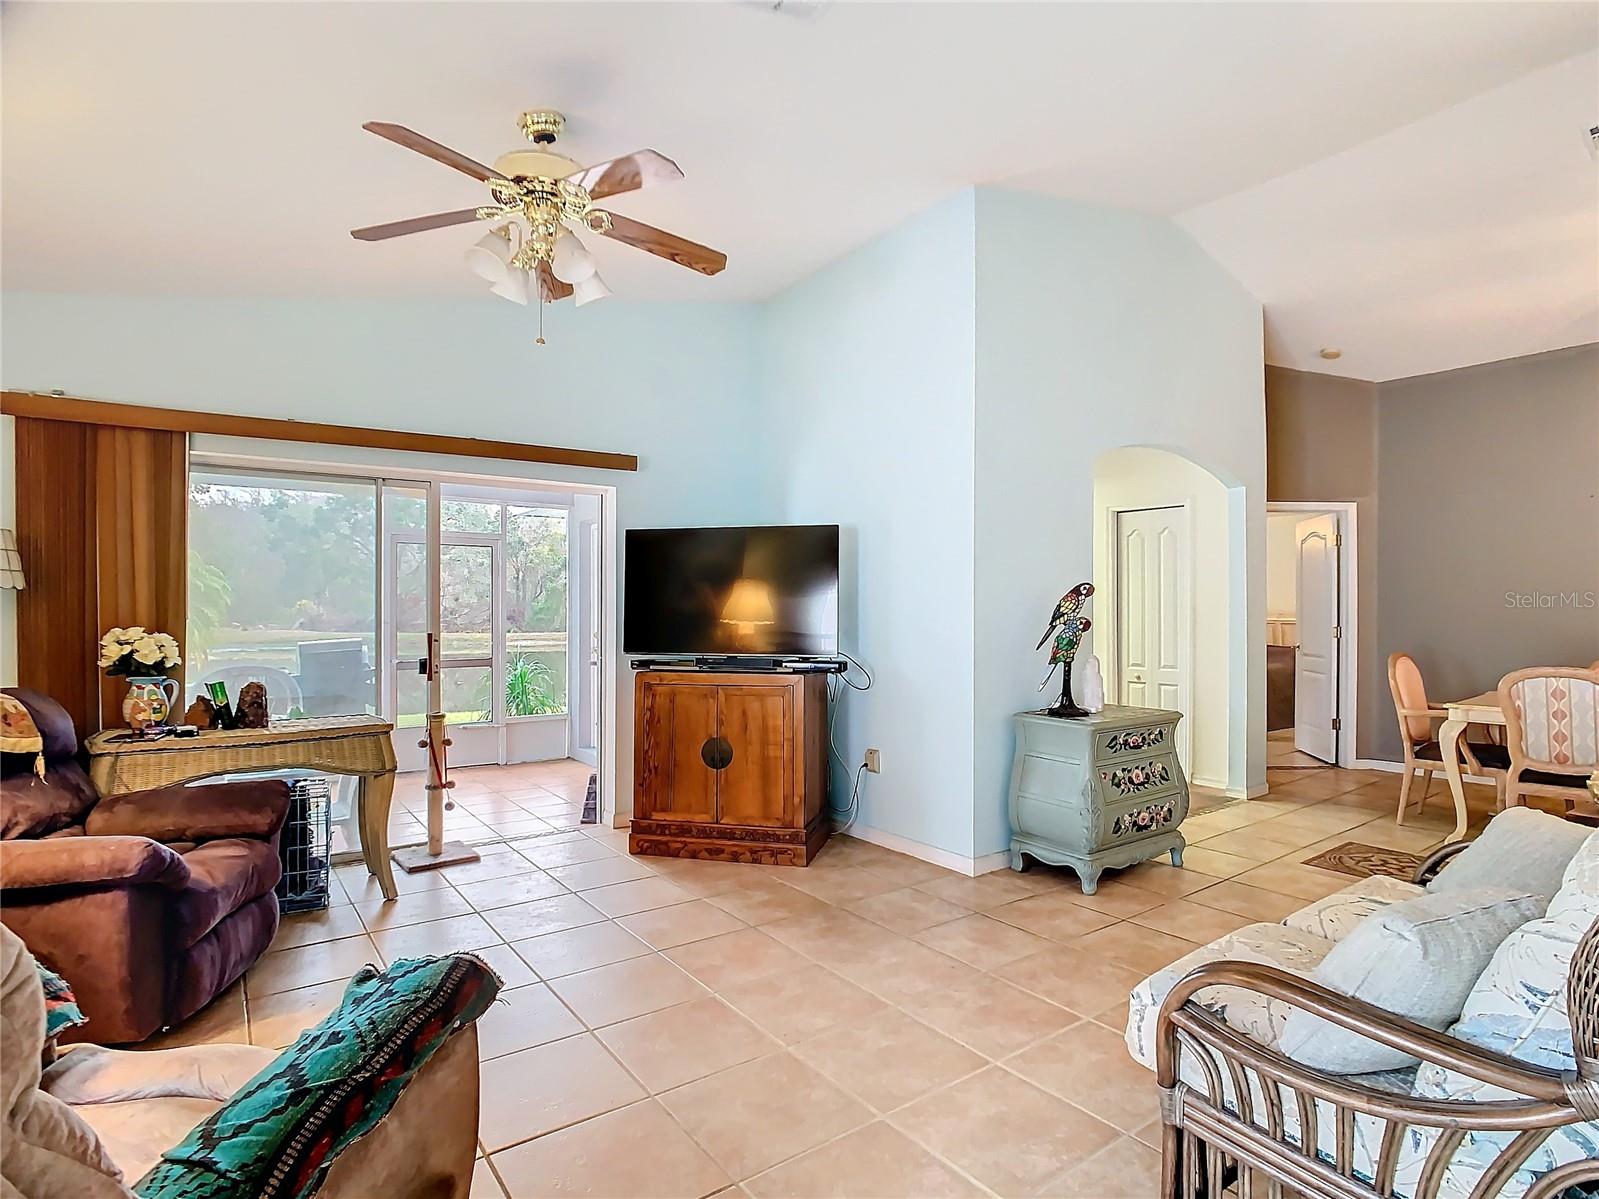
[[15, 418, 187, 736]]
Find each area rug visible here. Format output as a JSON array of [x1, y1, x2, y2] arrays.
[[1302, 841, 1423, 881], [1188, 791, 1242, 819]]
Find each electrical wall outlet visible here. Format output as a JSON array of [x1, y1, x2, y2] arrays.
[[864, 748, 882, 774]]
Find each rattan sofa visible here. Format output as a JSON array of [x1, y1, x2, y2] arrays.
[[1129, 832, 1599, 1199]]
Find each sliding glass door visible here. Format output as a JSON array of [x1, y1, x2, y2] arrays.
[[190, 463, 603, 843]]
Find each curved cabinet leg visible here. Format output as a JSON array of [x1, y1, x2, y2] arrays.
[[359, 771, 399, 902], [1010, 848, 1030, 873], [1169, 845, 1183, 867], [1079, 868, 1101, 895]]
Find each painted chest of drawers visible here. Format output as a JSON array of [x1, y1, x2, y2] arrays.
[[1006, 705, 1188, 893]]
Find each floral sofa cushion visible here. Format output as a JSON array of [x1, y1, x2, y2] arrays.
[[1282, 874, 1423, 943], [1125, 922, 1336, 1070], [1405, 828, 1599, 1199]]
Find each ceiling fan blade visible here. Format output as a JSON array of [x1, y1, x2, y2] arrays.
[[594, 212, 726, 276], [571, 150, 683, 201], [537, 261, 574, 301], [362, 122, 506, 183], [350, 208, 487, 241]]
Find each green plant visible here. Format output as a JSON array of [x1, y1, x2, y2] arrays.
[[505, 653, 562, 716], [465, 654, 562, 722], [185, 548, 234, 671]]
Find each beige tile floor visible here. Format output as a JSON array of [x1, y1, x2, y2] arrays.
[[158, 757, 1512, 1198]]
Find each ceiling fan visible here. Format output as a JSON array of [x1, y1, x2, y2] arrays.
[[351, 109, 726, 338]]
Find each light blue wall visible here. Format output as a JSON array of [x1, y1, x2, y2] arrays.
[[1, 188, 1266, 869], [0, 293, 772, 798], [972, 190, 1266, 855], [760, 192, 980, 861]]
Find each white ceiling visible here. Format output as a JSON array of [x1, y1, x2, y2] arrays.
[[3, 1, 1596, 380]]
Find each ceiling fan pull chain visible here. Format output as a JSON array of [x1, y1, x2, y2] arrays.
[[536, 290, 546, 346]]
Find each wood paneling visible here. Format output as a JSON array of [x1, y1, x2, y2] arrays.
[[14, 418, 99, 735], [13, 418, 187, 735], [93, 425, 188, 729], [1, 392, 638, 473]]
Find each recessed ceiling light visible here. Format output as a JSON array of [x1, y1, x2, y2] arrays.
[[1319, 348, 1343, 360]]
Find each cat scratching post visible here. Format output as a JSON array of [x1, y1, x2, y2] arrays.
[[392, 710, 479, 873]]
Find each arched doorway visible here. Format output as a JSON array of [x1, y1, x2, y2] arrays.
[[1091, 445, 1255, 797]]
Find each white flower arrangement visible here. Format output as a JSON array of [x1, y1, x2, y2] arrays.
[[98, 627, 182, 677]]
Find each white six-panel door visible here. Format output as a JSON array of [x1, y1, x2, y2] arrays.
[[1115, 506, 1191, 771], [1293, 513, 1340, 763]]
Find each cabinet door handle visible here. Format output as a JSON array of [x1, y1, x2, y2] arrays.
[[701, 737, 734, 771]]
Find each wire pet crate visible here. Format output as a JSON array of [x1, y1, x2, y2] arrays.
[[277, 776, 332, 914]]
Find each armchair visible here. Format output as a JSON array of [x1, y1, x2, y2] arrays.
[[0, 688, 290, 1044], [1498, 666, 1599, 822]]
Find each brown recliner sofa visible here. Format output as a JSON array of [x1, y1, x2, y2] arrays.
[[0, 688, 290, 1045]]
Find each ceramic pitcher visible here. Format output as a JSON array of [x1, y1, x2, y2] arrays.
[[123, 677, 179, 729]]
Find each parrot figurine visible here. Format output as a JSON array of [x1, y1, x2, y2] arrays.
[[1036, 582, 1095, 717]]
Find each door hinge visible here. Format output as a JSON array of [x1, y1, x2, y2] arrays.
[[1331, 717, 1342, 731], [1332, 625, 1342, 640], [1334, 533, 1344, 548]]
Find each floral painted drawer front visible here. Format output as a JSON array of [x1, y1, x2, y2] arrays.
[[1099, 759, 1172, 796], [1098, 726, 1167, 756], [1111, 799, 1178, 838]]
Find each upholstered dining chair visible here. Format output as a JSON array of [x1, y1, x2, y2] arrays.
[[1499, 665, 1599, 821], [1387, 652, 1507, 823]]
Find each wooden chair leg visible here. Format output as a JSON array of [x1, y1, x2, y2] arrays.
[[1419, 769, 1434, 805], [1396, 767, 1414, 825]]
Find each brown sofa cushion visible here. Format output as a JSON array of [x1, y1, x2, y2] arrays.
[[86, 781, 291, 843], [0, 837, 191, 892], [171, 840, 282, 949], [2, 763, 100, 841]]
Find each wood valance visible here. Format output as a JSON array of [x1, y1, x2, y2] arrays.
[[1, 391, 639, 473]]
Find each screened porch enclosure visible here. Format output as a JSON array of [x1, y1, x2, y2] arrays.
[[185, 466, 602, 851]]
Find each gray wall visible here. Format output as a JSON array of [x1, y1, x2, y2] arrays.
[[1266, 367, 1384, 759], [1267, 344, 1599, 763], [1375, 344, 1599, 758]]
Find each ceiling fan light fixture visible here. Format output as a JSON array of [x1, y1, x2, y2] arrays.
[[551, 232, 597, 284], [490, 266, 530, 305], [573, 272, 611, 307], [465, 224, 515, 284]]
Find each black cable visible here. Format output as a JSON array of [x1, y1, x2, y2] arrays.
[[837, 650, 874, 691]]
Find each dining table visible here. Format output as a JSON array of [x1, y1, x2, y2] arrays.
[[1436, 690, 1505, 842]]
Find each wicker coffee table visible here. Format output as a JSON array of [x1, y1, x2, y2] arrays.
[[86, 716, 401, 900]]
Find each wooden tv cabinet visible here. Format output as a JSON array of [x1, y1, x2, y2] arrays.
[[630, 670, 829, 866]]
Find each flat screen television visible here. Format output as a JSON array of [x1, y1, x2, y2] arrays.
[[624, 525, 839, 658]]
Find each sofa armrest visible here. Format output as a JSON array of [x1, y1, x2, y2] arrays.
[[1156, 958, 1573, 1106], [85, 779, 291, 843], [0, 836, 191, 892], [1411, 839, 1469, 885]]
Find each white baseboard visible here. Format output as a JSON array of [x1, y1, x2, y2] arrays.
[[1191, 773, 1226, 791], [837, 822, 1010, 878], [1354, 757, 1499, 786], [1237, 783, 1271, 799]]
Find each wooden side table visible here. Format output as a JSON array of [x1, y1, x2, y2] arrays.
[[86, 716, 400, 900], [1007, 705, 1189, 893]]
